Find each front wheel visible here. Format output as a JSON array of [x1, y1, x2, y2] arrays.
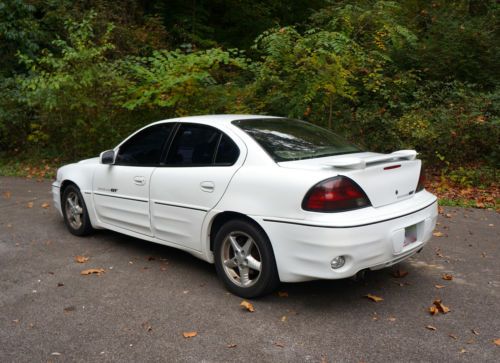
[[62, 185, 94, 236], [214, 219, 279, 298]]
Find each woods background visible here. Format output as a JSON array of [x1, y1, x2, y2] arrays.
[[0, 0, 498, 204]]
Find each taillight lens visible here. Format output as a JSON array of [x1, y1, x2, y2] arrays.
[[416, 166, 425, 192], [302, 176, 371, 212]]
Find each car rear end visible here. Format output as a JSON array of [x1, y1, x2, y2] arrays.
[[232, 117, 438, 282]]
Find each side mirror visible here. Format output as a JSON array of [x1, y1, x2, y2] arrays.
[[100, 150, 116, 165]]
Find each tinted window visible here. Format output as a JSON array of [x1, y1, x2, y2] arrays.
[[166, 124, 221, 166], [115, 123, 173, 166], [215, 134, 239, 165], [233, 118, 361, 162]]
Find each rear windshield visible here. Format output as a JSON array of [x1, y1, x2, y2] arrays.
[[233, 118, 361, 162]]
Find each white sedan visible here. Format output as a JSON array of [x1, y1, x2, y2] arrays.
[[52, 115, 438, 297]]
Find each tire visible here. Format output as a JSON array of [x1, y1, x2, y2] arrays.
[[214, 219, 279, 298], [61, 184, 94, 236]]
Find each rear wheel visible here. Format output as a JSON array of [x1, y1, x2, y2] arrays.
[[214, 219, 279, 298], [62, 185, 94, 236]]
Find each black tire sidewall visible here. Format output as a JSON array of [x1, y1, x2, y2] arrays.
[[214, 219, 279, 298], [62, 185, 93, 236]]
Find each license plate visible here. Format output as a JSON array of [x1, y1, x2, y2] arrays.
[[403, 224, 418, 247]]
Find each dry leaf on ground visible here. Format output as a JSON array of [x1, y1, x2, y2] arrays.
[[74, 255, 89, 263], [365, 294, 383, 302], [227, 344, 237, 348], [80, 268, 105, 275], [41, 202, 49, 208], [27, 202, 33, 208], [433, 231, 444, 237], [426, 325, 437, 331], [3, 191, 11, 199], [434, 284, 446, 289], [273, 342, 284, 348], [240, 300, 255, 312], [142, 321, 152, 332], [493, 338, 500, 346], [449, 334, 458, 340], [182, 331, 197, 338], [471, 329, 479, 336], [429, 306, 438, 315], [442, 273, 453, 281], [278, 291, 289, 297], [433, 299, 450, 313], [392, 269, 409, 278]]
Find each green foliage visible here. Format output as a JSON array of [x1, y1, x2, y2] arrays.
[[0, 0, 498, 174], [122, 48, 250, 115]]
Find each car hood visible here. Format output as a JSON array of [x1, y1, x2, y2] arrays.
[[78, 157, 100, 164]]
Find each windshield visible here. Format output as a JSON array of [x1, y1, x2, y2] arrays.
[[233, 118, 361, 162]]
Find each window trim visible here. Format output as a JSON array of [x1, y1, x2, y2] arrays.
[[160, 123, 240, 168]]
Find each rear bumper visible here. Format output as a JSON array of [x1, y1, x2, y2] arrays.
[[258, 195, 438, 282]]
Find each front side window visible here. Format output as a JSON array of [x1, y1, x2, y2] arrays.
[[115, 123, 174, 166], [233, 118, 361, 162]]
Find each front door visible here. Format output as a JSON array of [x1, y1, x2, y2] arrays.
[[93, 122, 175, 236], [150, 123, 245, 251]]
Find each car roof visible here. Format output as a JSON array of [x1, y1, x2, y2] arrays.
[[152, 114, 281, 126]]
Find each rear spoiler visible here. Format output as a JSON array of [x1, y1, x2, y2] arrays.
[[324, 150, 417, 170]]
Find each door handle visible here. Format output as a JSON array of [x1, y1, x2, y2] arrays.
[[200, 181, 215, 193], [133, 176, 146, 186]]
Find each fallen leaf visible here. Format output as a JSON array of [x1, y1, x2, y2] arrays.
[[281, 315, 287, 322], [160, 266, 167, 271], [459, 348, 467, 354], [3, 191, 11, 199], [273, 342, 284, 348], [80, 268, 105, 275], [57, 282, 64, 287], [471, 329, 479, 336], [365, 294, 383, 302], [147, 256, 155, 261], [442, 273, 453, 281], [449, 334, 458, 340], [388, 316, 396, 322], [142, 321, 152, 332], [74, 255, 89, 263], [429, 306, 438, 315], [493, 338, 500, 346], [433, 231, 444, 237], [12, 319, 19, 324], [426, 325, 437, 331], [240, 300, 255, 312], [63, 306, 76, 313], [50, 352, 61, 356], [27, 202, 33, 208], [391, 269, 408, 278], [41, 202, 49, 209], [182, 331, 197, 338], [227, 344, 237, 348], [445, 213, 452, 218], [433, 299, 450, 313], [278, 291, 289, 297]]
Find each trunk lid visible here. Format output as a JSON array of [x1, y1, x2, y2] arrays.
[[278, 151, 422, 208]]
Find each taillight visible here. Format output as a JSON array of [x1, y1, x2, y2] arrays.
[[416, 165, 425, 192], [302, 176, 371, 212]]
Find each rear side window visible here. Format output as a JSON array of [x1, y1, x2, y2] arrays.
[[115, 123, 174, 166], [215, 134, 239, 165], [165, 124, 240, 166], [166, 124, 221, 166]]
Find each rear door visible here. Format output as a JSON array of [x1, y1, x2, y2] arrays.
[[93, 123, 175, 236], [150, 123, 245, 251]]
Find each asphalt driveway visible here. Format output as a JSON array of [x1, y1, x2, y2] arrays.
[[0, 177, 499, 362]]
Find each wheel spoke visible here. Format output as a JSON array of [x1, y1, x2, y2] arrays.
[[75, 206, 83, 214], [239, 266, 250, 286], [228, 235, 241, 253], [223, 258, 237, 269], [246, 256, 261, 272], [241, 238, 253, 256]]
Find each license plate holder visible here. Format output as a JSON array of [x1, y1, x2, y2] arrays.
[[403, 224, 418, 247]]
